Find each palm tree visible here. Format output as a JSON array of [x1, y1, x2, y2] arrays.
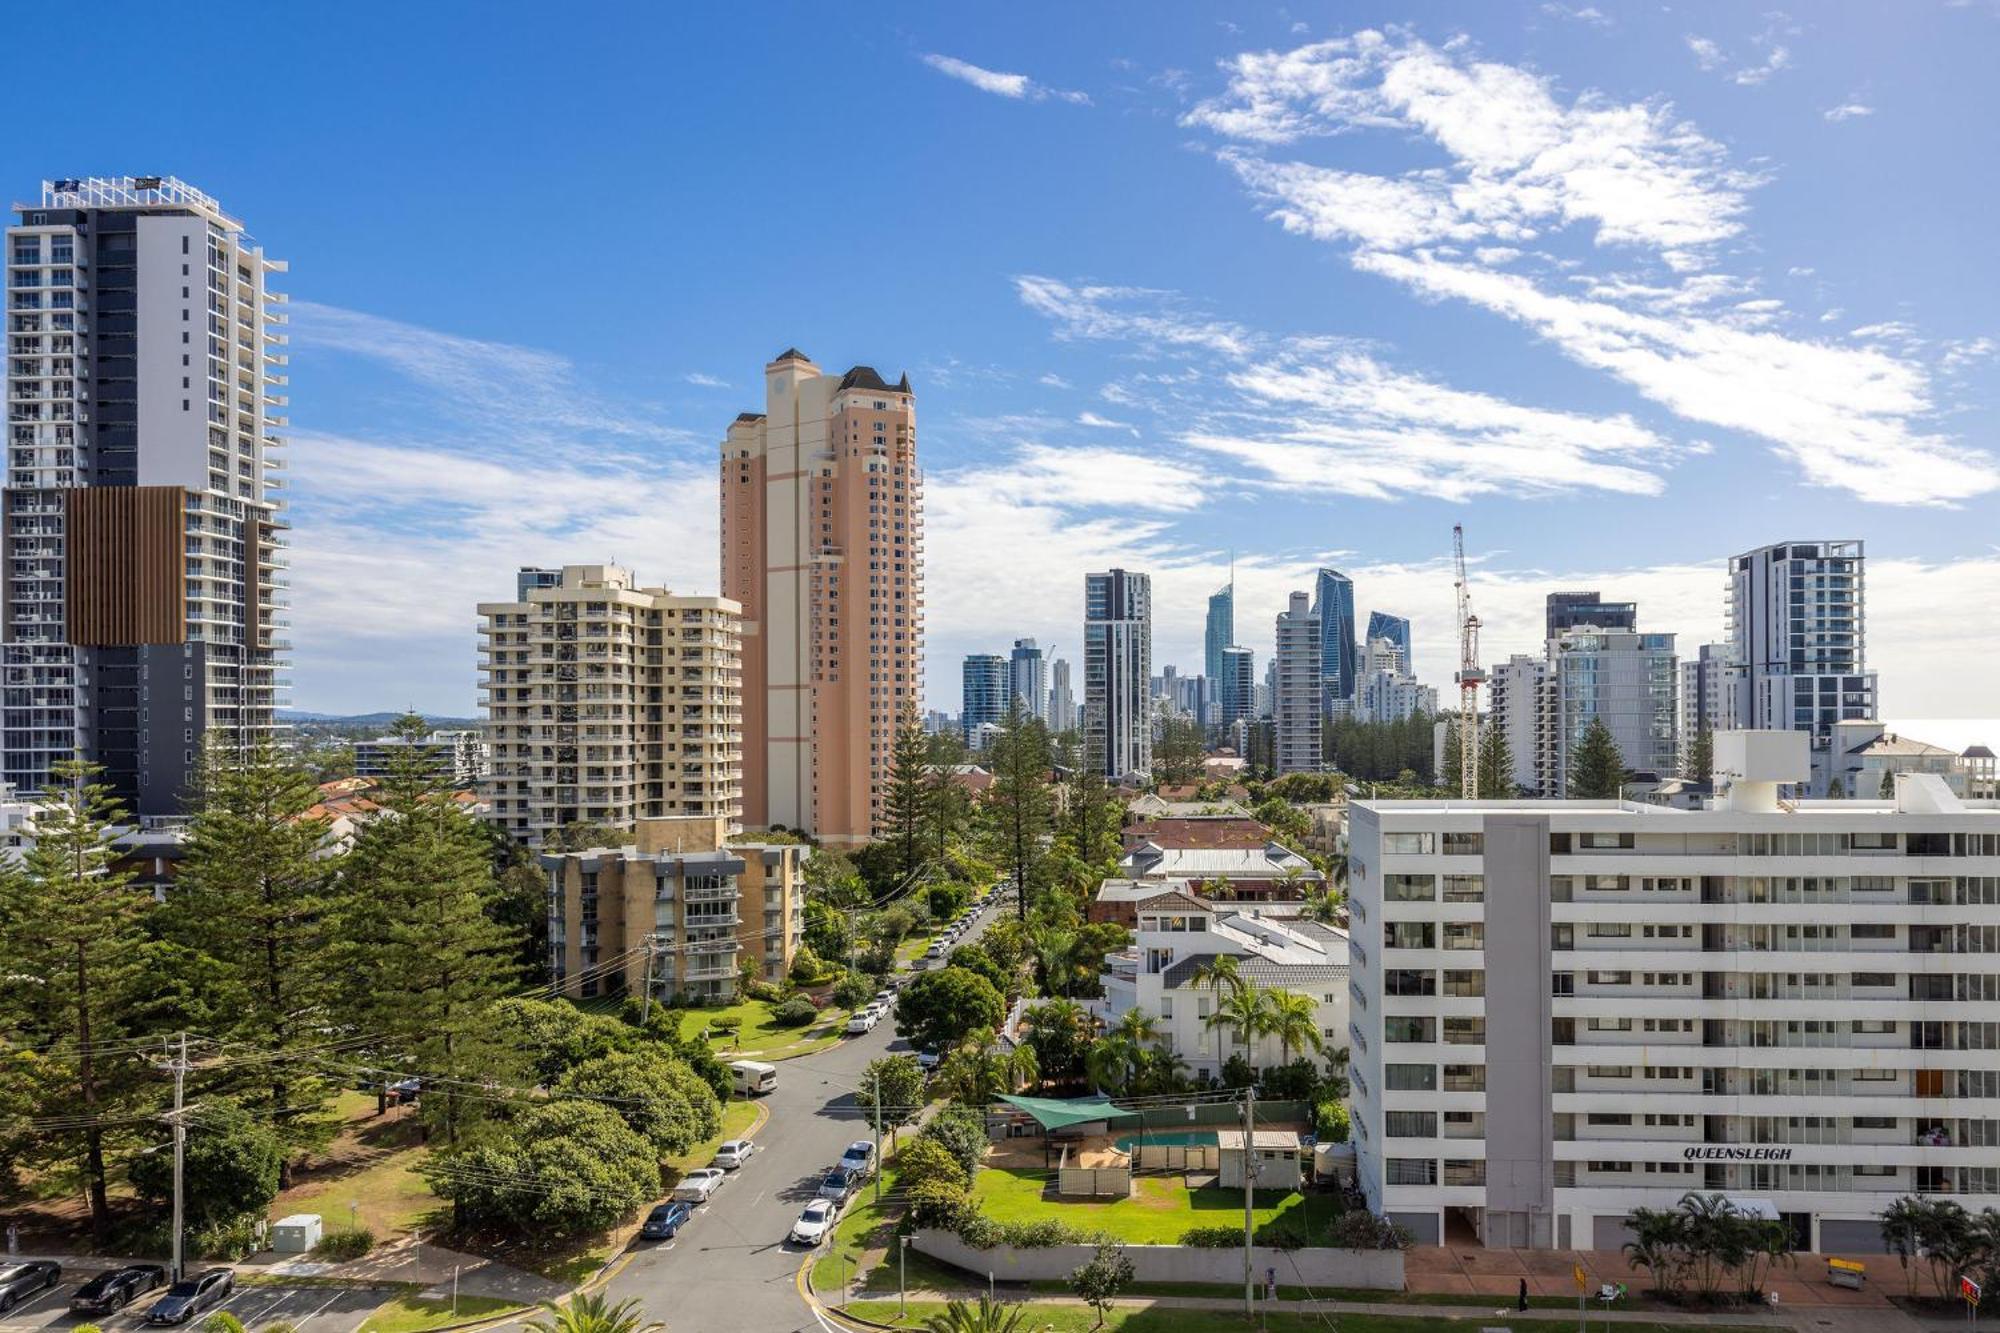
[[526, 1294, 663, 1333], [1262, 989, 1323, 1065], [922, 1295, 1029, 1332], [936, 1028, 1039, 1105], [1879, 1195, 1925, 1297], [1085, 1034, 1138, 1095], [1020, 997, 1092, 1083], [1192, 953, 1246, 999], [1032, 926, 1080, 997], [1108, 1007, 1161, 1046], [1206, 982, 1265, 1069]]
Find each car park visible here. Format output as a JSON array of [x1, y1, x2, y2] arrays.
[[816, 1166, 855, 1203], [789, 1199, 837, 1246], [70, 1264, 166, 1315], [673, 1168, 727, 1203], [639, 1200, 692, 1240], [0, 1263, 61, 1315], [713, 1138, 755, 1169], [144, 1269, 234, 1325]]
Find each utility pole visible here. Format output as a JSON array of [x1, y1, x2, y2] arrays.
[[872, 1072, 884, 1203], [155, 1033, 192, 1283], [1242, 1084, 1256, 1319], [640, 936, 659, 1024]]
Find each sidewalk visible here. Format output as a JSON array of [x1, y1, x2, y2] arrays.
[[242, 1238, 566, 1302]]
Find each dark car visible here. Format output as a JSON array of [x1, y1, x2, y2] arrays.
[[639, 1200, 692, 1241], [145, 1269, 234, 1325], [0, 1262, 60, 1314], [70, 1264, 167, 1315]]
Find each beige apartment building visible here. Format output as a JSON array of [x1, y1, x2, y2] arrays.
[[721, 349, 922, 845], [478, 564, 743, 844], [539, 814, 805, 1001]]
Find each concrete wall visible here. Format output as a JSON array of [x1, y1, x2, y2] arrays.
[[1482, 813, 1555, 1249], [910, 1230, 1405, 1290]]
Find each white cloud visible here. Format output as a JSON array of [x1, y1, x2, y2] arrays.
[[1686, 31, 1792, 85], [1038, 372, 1074, 389], [683, 371, 729, 388], [1185, 31, 1755, 255], [1542, 4, 1611, 26], [1181, 33, 2000, 506], [1685, 35, 1727, 70], [1824, 102, 1876, 122], [920, 53, 1090, 105], [1015, 276, 1678, 503], [1076, 410, 1139, 434]]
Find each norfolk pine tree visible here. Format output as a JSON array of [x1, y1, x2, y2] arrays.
[[1682, 726, 1715, 783], [1568, 716, 1629, 799], [2, 760, 156, 1241], [883, 705, 930, 878], [339, 714, 522, 1144], [984, 703, 1052, 920], [169, 739, 347, 1183], [1475, 721, 1516, 799]]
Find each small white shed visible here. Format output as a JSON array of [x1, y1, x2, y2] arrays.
[[270, 1213, 323, 1254], [1217, 1129, 1303, 1191]]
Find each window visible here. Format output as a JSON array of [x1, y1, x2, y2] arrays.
[[1578, 832, 1635, 850], [1442, 831, 1483, 855], [1386, 1158, 1436, 1186], [1443, 1016, 1485, 1045], [1385, 1063, 1436, 1091], [1586, 1065, 1634, 1078], [1442, 1064, 1484, 1092], [1587, 1112, 1633, 1126], [1586, 922, 1633, 938], [1385, 874, 1435, 902], [1384, 1016, 1436, 1043], [1385, 1111, 1437, 1138], [1384, 832, 1434, 855], [1443, 875, 1483, 902], [1442, 922, 1484, 951]]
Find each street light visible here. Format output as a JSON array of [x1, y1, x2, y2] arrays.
[[900, 1236, 910, 1320]]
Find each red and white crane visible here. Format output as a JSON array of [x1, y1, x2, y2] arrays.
[[1452, 524, 1485, 799]]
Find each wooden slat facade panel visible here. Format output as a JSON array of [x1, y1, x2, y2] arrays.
[[65, 486, 186, 646]]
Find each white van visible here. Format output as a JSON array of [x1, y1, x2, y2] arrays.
[[730, 1060, 778, 1096]]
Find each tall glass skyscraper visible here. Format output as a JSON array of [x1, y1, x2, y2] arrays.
[[1205, 579, 1233, 684], [1085, 568, 1152, 779], [1364, 612, 1412, 677], [1311, 568, 1358, 717], [961, 654, 1007, 744], [1216, 645, 1255, 734], [1009, 638, 1047, 724]]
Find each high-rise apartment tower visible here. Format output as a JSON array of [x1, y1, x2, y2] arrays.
[[1274, 591, 1321, 774], [721, 350, 922, 844], [1311, 568, 1358, 718], [4, 177, 288, 816], [1083, 568, 1151, 780]]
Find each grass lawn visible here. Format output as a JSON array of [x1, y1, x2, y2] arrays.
[[811, 1159, 906, 1295], [1021, 1280, 1587, 1310], [663, 1098, 763, 1179], [677, 999, 850, 1061], [356, 1293, 523, 1333], [971, 1169, 1342, 1246], [278, 1103, 443, 1240], [842, 1301, 1767, 1332]]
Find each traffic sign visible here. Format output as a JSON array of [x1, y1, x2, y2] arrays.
[[1962, 1274, 1981, 1306], [1572, 1263, 1588, 1292]]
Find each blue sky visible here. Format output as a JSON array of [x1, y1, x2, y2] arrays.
[[12, 2, 1998, 725]]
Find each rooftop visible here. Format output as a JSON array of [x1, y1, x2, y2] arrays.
[[24, 176, 242, 231]]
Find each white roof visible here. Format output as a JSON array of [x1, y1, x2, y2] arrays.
[[1216, 1129, 1302, 1150]]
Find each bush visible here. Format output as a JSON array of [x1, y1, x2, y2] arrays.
[[742, 977, 785, 1004], [189, 1216, 259, 1261], [311, 1226, 375, 1261], [1180, 1225, 1243, 1247], [771, 995, 820, 1027], [995, 1218, 1105, 1248], [198, 1315, 246, 1333], [1328, 1210, 1415, 1251], [906, 1179, 978, 1231], [72, 1325, 104, 1333], [707, 1015, 743, 1033], [1316, 1099, 1351, 1144], [895, 1137, 968, 1193], [831, 971, 876, 1010], [917, 1105, 990, 1180]]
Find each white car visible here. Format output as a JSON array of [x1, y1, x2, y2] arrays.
[[713, 1139, 755, 1170], [790, 1199, 837, 1246], [673, 1168, 726, 1203], [846, 1010, 876, 1035]]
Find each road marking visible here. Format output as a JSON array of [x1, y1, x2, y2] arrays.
[[247, 1291, 295, 1324], [294, 1292, 343, 1326], [6, 1284, 65, 1320]]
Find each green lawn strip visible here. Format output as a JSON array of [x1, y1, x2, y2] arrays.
[[843, 1301, 1766, 1332], [677, 999, 851, 1060], [356, 1292, 523, 1333], [972, 1169, 1341, 1246], [281, 1130, 442, 1240], [663, 1098, 764, 1179], [1020, 1279, 1586, 1309], [812, 1162, 908, 1294]]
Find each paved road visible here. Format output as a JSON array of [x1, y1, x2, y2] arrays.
[[0, 1270, 390, 1333], [582, 896, 1006, 1333]]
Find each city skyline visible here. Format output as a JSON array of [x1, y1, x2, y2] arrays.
[[11, 5, 1994, 730]]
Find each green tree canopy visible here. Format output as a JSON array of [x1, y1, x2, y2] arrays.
[[130, 1098, 281, 1229], [1567, 716, 1630, 799], [426, 1100, 659, 1237], [894, 967, 1005, 1052], [556, 1047, 722, 1158]]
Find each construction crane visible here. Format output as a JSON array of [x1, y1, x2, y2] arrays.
[[1452, 524, 1485, 799]]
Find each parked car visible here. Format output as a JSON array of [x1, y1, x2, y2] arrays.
[[730, 1060, 778, 1096], [713, 1138, 756, 1170], [387, 1076, 422, 1104], [789, 1199, 838, 1246], [0, 1262, 61, 1315], [70, 1264, 166, 1315], [917, 1046, 941, 1073], [144, 1269, 234, 1325], [845, 1011, 873, 1035], [639, 1200, 692, 1240], [816, 1166, 855, 1203], [673, 1168, 727, 1204], [839, 1139, 877, 1179]]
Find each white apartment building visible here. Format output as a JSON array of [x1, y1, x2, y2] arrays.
[[1274, 591, 1320, 774], [1098, 887, 1349, 1077], [354, 730, 489, 788], [1487, 655, 1549, 796], [1347, 731, 2000, 1254], [478, 565, 742, 844], [1725, 540, 1878, 795], [1679, 642, 1729, 753], [6, 177, 288, 817]]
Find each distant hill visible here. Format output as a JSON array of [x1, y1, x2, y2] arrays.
[[279, 709, 481, 728]]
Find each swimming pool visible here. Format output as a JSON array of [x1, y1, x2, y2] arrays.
[[1113, 1130, 1219, 1152]]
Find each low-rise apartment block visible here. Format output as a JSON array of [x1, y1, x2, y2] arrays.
[[1347, 730, 2000, 1254], [354, 730, 489, 788], [478, 564, 742, 844], [540, 814, 805, 1002]]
